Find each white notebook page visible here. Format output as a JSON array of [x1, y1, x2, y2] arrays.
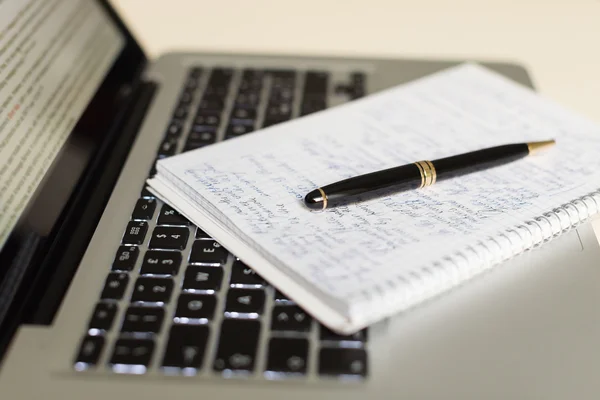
[[151, 64, 600, 328]]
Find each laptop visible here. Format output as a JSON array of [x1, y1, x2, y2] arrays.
[[2, 1, 600, 398]]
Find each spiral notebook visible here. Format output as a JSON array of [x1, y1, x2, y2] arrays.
[[147, 63, 600, 334]]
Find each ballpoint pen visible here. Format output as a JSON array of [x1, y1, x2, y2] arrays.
[[304, 140, 556, 210]]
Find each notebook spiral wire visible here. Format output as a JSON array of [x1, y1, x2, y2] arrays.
[[355, 188, 600, 329]]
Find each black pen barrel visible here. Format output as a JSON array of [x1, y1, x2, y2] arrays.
[[304, 141, 551, 210], [320, 144, 527, 205], [432, 143, 528, 181], [304, 163, 422, 209], [326, 163, 422, 199]]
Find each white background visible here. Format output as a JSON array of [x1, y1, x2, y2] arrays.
[[110, 0, 600, 123]]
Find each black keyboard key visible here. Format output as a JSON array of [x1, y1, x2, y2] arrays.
[[187, 129, 217, 144], [157, 204, 190, 226], [88, 302, 118, 331], [189, 240, 228, 264], [213, 319, 260, 372], [187, 128, 217, 149], [141, 186, 155, 198], [177, 101, 192, 113], [189, 67, 203, 79], [209, 67, 233, 80], [175, 293, 217, 320], [350, 72, 366, 99], [189, 123, 218, 134], [229, 260, 265, 286], [320, 326, 368, 342], [212, 66, 234, 75], [183, 265, 223, 291], [157, 137, 178, 157], [235, 91, 260, 107], [200, 92, 226, 103], [193, 113, 220, 126], [272, 80, 295, 92], [194, 105, 221, 115], [121, 306, 165, 333], [265, 106, 292, 126], [266, 103, 293, 119], [183, 141, 207, 152], [270, 88, 294, 103], [109, 338, 155, 369], [274, 290, 292, 302], [203, 85, 229, 98], [131, 277, 173, 303], [162, 324, 209, 370], [197, 98, 224, 111], [334, 83, 352, 95], [262, 118, 289, 128], [351, 72, 365, 86], [166, 121, 182, 137], [238, 81, 262, 94], [122, 221, 148, 245], [226, 124, 254, 137], [350, 89, 365, 100], [74, 336, 104, 369], [148, 163, 157, 178], [230, 108, 256, 125], [149, 226, 189, 250], [301, 98, 327, 116], [202, 91, 227, 100], [172, 106, 188, 120], [101, 273, 129, 300], [300, 106, 324, 116], [183, 76, 198, 91], [178, 90, 193, 105], [318, 348, 367, 377], [140, 250, 182, 275], [267, 69, 295, 78], [276, 82, 295, 93], [111, 245, 139, 271], [304, 71, 329, 93], [271, 306, 312, 332], [242, 68, 264, 77], [266, 338, 309, 374], [195, 227, 211, 239], [241, 68, 264, 82], [225, 288, 265, 315], [132, 198, 156, 220]]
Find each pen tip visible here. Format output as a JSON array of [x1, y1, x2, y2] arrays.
[[304, 189, 326, 210], [527, 139, 555, 155]]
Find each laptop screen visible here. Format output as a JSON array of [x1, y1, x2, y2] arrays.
[[0, 0, 125, 250], [0, 1, 143, 341]]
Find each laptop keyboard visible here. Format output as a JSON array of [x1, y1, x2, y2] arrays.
[[74, 66, 369, 380]]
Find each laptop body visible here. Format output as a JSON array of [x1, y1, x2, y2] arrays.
[[1, 1, 600, 398]]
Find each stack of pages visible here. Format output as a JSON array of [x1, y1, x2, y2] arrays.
[[148, 63, 600, 334]]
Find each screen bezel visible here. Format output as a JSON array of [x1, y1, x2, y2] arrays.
[[0, 0, 148, 353]]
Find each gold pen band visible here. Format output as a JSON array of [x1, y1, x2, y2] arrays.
[[414, 160, 437, 188], [317, 187, 328, 210]]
